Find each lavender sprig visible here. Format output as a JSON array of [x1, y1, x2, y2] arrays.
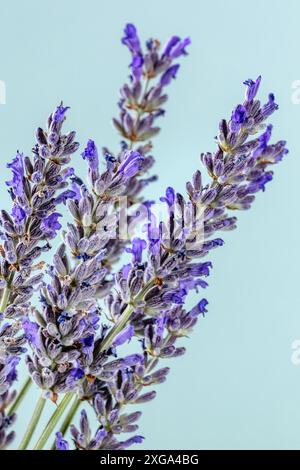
[[0, 105, 79, 449], [49, 75, 287, 450], [22, 25, 192, 405], [0, 319, 26, 450], [68, 75, 287, 449], [113, 23, 190, 148], [0, 104, 79, 320], [102, 24, 191, 268], [0, 353, 19, 449], [100, 76, 287, 356]]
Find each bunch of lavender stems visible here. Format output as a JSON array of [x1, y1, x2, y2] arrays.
[[0, 24, 288, 451]]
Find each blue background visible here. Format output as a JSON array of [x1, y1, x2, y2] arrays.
[[0, 0, 299, 450]]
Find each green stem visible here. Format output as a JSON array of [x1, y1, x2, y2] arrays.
[[0, 286, 10, 312], [99, 305, 135, 352], [98, 280, 154, 353], [8, 377, 32, 415], [34, 280, 155, 450], [0, 272, 14, 313], [128, 76, 150, 150], [33, 393, 73, 450], [51, 396, 81, 449], [18, 394, 46, 450]]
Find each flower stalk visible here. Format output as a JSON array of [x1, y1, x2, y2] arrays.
[[8, 377, 32, 415], [33, 393, 73, 450], [18, 394, 46, 450]]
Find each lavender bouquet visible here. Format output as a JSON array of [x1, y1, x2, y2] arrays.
[[0, 24, 287, 451]]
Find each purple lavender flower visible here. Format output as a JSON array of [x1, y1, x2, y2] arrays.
[[81, 139, 99, 171], [162, 36, 181, 56], [190, 299, 209, 317], [112, 325, 134, 347], [6, 152, 25, 197], [11, 204, 26, 224], [22, 319, 39, 346], [55, 432, 69, 450], [52, 104, 70, 123], [0, 355, 20, 449], [160, 64, 180, 87], [113, 23, 190, 147], [122, 23, 141, 55], [54, 189, 77, 205], [170, 37, 191, 58], [0, 103, 79, 322], [41, 212, 62, 239], [131, 54, 144, 80], [243, 75, 261, 101], [163, 36, 191, 58], [231, 104, 247, 127], [125, 237, 147, 264], [118, 150, 144, 178]]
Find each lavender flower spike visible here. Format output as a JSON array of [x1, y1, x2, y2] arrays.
[[0, 104, 79, 449], [0, 104, 79, 320]]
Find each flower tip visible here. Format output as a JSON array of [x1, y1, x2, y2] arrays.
[[198, 298, 209, 315], [81, 139, 99, 171], [132, 435, 144, 444], [184, 36, 192, 48], [124, 22, 136, 32], [53, 104, 70, 123]]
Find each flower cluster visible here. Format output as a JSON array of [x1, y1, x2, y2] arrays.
[[0, 104, 79, 320], [0, 105, 78, 447], [114, 23, 190, 144], [49, 74, 287, 450], [0, 352, 19, 449], [106, 23, 191, 267], [0, 24, 288, 451]]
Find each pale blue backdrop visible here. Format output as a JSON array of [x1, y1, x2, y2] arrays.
[[0, 0, 299, 450]]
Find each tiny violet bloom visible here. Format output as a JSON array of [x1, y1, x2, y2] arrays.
[[112, 325, 135, 347], [55, 190, 77, 205], [41, 212, 62, 238], [118, 150, 144, 177], [231, 104, 247, 125], [55, 432, 69, 451], [243, 75, 261, 101], [162, 36, 181, 57], [122, 23, 141, 55], [160, 64, 180, 87], [81, 139, 99, 171], [125, 237, 147, 264], [11, 204, 26, 223], [170, 37, 191, 58], [6, 151, 25, 197], [53, 104, 70, 123]]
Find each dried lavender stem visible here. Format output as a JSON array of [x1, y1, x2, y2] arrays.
[[33, 393, 73, 450], [18, 394, 46, 450], [8, 376, 32, 415]]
